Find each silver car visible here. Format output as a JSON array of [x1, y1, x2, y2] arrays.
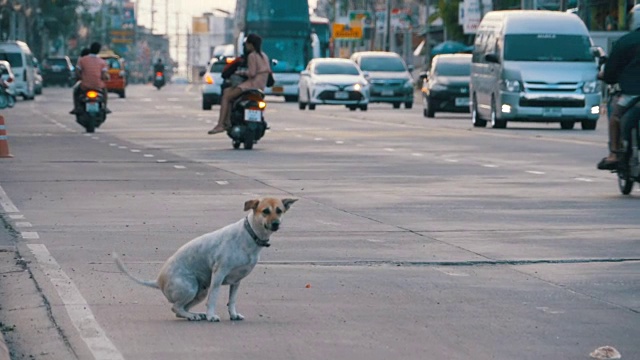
[[350, 51, 414, 109]]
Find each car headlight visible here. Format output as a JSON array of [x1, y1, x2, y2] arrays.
[[501, 79, 522, 92], [582, 80, 600, 94]]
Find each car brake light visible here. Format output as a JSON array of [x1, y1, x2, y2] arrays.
[[258, 101, 266, 109], [226, 57, 235, 64], [205, 74, 214, 84], [156, 72, 163, 77], [87, 90, 99, 99]]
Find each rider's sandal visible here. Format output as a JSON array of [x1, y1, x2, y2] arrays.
[[207, 126, 226, 135], [597, 157, 619, 170]]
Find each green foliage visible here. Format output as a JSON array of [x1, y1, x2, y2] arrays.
[[40, 0, 85, 39], [436, 0, 463, 42]]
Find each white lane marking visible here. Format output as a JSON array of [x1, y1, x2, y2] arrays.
[[384, 148, 395, 152], [91, 136, 99, 140], [141, 98, 152, 102], [536, 306, 565, 314], [482, 164, 499, 168], [314, 137, 323, 141], [27, 244, 125, 360], [0, 184, 19, 213], [143, 154, 154, 158], [9, 214, 24, 220], [21, 232, 40, 239], [118, 146, 127, 149], [433, 267, 470, 277], [174, 165, 186, 169], [335, 141, 344, 144], [15, 221, 32, 227], [215, 181, 229, 185], [156, 159, 167, 163], [412, 153, 423, 157], [130, 149, 141, 153], [444, 159, 459, 163], [575, 177, 593, 182], [526, 171, 545, 175], [167, 98, 181, 101], [109, 143, 117, 147]]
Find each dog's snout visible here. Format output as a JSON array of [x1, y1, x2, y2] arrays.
[[270, 221, 280, 231]]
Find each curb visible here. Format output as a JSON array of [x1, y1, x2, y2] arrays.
[[0, 332, 8, 360]]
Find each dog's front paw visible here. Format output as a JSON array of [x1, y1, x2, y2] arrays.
[[230, 313, 244, 321], [206, 314, 221, 322]]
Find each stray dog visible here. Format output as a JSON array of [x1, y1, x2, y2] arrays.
[[113, 197, 297, 321]]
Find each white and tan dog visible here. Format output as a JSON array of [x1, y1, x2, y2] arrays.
[[113, 197, 297, 322]]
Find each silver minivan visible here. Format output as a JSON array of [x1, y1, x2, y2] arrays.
[[470, 10, 601, 130]]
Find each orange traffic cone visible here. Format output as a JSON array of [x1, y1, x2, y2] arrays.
[[0, 115, 13, 158]]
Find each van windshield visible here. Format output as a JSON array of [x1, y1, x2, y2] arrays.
[[504, 34, 593, 62], [0, 53, 23, 68], [359, 57, 406, 72]]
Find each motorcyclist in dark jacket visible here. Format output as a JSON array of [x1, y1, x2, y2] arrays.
[[597, 4, 640, 170]]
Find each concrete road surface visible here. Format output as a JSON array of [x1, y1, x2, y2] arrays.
[[0, 84, 638, 360]]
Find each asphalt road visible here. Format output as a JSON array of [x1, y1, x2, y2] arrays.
[[0, 83, 638, 360]]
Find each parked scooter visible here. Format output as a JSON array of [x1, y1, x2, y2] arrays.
[[153, 72, 165, 90], [226, 88, 268, 149], [76, 89, 107, 133], [0, 79, 16, 109]]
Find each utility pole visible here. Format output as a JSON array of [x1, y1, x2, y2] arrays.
[[165, 0, 169, 35], [424, 0, 431, 67], [175, 12, 180, 75], [150, 0, 155, 34], [384, 0, 391, 51]]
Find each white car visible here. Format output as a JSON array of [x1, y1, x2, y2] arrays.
[[0, 60, 17, 95], [298, 58, 370, 111], [200, 57, 228, 110]]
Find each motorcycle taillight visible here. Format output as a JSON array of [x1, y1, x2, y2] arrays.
[[156, 72, 163, 77]]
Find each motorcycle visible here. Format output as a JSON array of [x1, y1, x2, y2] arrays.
[[226, 88, 268, 150], [153, 72, 165, 90], [612, 102, 640, 195], [76, 89, 107, 133], [0, 79, 16, 109]]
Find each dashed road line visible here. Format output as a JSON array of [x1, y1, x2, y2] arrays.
[[526, 170, 546, 175], [0, 185, 19, 213], [174, 165, 186, 169], [15, 221, 32, 227], [482, 164, 499, 168], [21, 232, 40, 239], [575, 177, 594, 182], [27, 244, 125, 360], [215, 180, 229, 185]]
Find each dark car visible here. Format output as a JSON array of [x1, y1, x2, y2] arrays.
[[42, 56, 75, 87], [421, 53, 471, 118]]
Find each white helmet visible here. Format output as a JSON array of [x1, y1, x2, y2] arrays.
[[630, 4, 640, 31]]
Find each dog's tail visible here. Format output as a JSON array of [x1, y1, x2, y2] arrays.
[[112, 252, 160, 289]]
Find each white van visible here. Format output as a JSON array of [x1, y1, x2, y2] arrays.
[[0, 41, 36, 100], [470, 11, 601, 130]]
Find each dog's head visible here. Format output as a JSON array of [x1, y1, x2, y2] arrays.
[[244, 197, 297, 232]]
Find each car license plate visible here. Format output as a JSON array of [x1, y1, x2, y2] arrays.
[[334, 91, 349, 100], [272, 86, 283, 93], [381, 90, 394, 96], [85, 102, 99, 113], [542, 107, 561, 117], [155, 75, 163, 80], [455, 97, 470, 106], [244, 109, 262, 122]]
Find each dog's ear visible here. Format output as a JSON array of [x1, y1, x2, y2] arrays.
[[282, 198, 298, 211], [244, 199, 260, 212]]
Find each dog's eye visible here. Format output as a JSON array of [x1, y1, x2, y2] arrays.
[[262, 208, 271, 215], [275, 208, 283, 214]]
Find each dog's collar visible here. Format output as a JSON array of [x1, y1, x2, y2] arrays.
[[244, 217, 270, 247]]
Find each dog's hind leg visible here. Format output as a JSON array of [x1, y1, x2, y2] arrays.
[[228, 282, 244, 321], [166, 279, 207, 321]]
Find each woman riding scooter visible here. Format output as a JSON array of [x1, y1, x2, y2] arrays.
[[208, 33, 271, 135]]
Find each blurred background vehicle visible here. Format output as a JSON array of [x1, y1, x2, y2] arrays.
[[42, 56, 75, 87], [350, 51, 414, 109], [298, 58, 369, 111], [99, 51, 127, 98], [32, 57, 43, 95], [200, 57, 228, 110], [421, 53, 472, 118], [0, 41, 36, 100], [0, 60, 17, 108]]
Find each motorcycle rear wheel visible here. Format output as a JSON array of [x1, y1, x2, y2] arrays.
[[617, 153, 634, 195]]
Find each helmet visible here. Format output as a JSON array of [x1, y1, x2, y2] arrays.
[[630, 4, 640, 31]]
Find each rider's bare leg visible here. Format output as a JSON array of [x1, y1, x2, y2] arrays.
[[209, 87, 243, 134]]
